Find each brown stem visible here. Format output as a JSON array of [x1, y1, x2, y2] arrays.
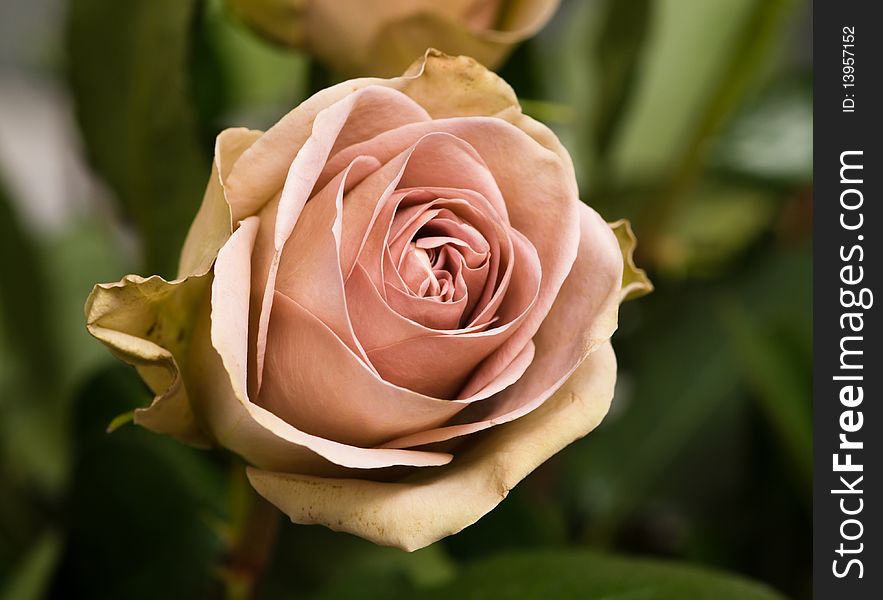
[[222, 465, 281, 600]]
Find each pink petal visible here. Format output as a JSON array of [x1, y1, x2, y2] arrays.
[[225, 84, 430, 220], [384, 278, 468, 331], [274, 156, 380, 363], [345, 256, 538, 399], [198, 213, 451, 472], [257, 292, 468, 447], [381, 203, 623, 448], [251, 87, 422, 392], [321, 118, 581, 395]]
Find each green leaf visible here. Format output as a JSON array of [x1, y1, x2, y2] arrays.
[[418, 551, 785, 600], [0, 181, 126, 497], [51, 364, 225, 599], [718, 243, 812, 496], [710, 80, 813, 184], [528, 0, 603, 191], [718, 300, 812, 490], [563, 289, 741, 540], [197, 0, 309, 131], [592, 0, 652, 161], [0, 177, 59, 395], [261, 517, 458, 599], [0, 531, 62, 600], [528, 0, 652, 200], [105, 410, 135, 433], [67, 0, 209, 276], [0, 216, 130, 496], [315, 544, 457, 600], [609, 0, 793, 189], [42, 219, 133, 392]]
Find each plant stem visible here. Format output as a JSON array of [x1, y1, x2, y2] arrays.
[[222, 463, 281, 600]]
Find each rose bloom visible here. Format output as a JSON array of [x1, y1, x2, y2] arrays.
[[86, 50, 650, 551], [229, 0, 560, 76]]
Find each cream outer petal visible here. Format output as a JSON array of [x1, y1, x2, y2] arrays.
[[178, 128, 263, 278], [84, 274, 211, 446], [247, 341, 616, 552], [84, 128, 261, 446]]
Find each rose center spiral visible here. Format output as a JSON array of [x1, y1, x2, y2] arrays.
[[397, 217, 490, 305]]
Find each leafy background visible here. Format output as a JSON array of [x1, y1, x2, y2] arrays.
[[0, 0, 811, 598]]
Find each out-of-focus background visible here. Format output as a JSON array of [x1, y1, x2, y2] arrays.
[[0, 0, 811, 598]]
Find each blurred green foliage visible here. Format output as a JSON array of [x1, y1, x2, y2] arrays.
[[0, 0, 811, 598]]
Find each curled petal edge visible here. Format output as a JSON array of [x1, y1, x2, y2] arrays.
[[608, 219, 653, 302], [84, 274, 212, 446], [84, 128, 261, 445]]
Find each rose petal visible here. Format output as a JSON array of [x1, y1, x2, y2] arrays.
[[339, 132, 540, 348], [385, 188, 506, 325], [226, 85, 429, 220], [399, 51, 581, 194], [609, 219, 654, 301], [347, 255, 526, 402], [346, 224, 540, 400], [317, 117, 580, 397], [257, 292, 467, 446], [384, 278, 468, 331], [382, 202, 622, 448], [178, 128, 263, 277], [247, 340, 615, 552], [232, 1, 560, 76], [188, 213, 453, 472], [85, 127, 261, 446], [325, 128, 508, 226], [364, 2, 559, 77], [228, 48, 576, 209], [224, 50, 556, 216], [252, 87, 436, 393], [85, 274, 211, 447], [274, 156, 380, 362]]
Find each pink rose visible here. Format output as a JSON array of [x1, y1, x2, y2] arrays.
[[85, 51, 650, 551], [229, 0, 560, 76]]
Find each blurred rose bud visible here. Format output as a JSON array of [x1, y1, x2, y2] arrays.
[[228, 0, 560, 76], [85, 50, 650, 551]]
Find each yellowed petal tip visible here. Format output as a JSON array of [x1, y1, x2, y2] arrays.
[[399, 48, 520, 119], [608, 219, 653, 302], [397, 49, 577, 184], [247, 342, 617, 552], [84, 274, 212, 447]]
